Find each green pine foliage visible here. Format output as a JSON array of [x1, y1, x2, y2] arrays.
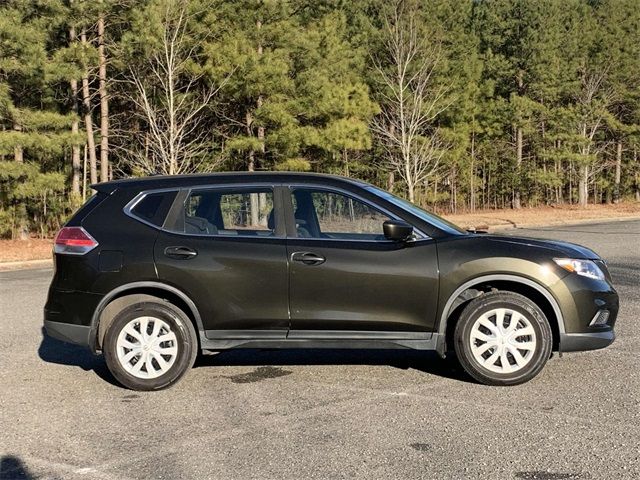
[[0, 0, 639, 238]]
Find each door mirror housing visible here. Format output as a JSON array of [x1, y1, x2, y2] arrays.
[[383, 220, 414, 241]]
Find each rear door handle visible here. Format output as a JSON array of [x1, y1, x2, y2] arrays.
[[164, 246, 198, 259], [291, 251, 326, 265]]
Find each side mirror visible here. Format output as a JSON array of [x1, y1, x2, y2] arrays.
[[383, 220, 413, 242]]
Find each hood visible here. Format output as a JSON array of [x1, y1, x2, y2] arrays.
[[482, 235, 599, 260]]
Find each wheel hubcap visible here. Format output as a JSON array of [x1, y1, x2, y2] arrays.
[[469, 308, 537, 374], [116, 316, 178, 379]]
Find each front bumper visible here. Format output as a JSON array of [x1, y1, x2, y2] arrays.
[[551, 271, 618, 353], [560, 331, 615, 352], [44, 319, 92, 346]]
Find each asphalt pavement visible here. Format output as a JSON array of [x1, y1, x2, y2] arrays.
[[1, 220, 639, 479]]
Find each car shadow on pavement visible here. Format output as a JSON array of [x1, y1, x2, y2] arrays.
[[37, 328, 120, 387], [195, 349, 475, 383], [0, 455, 34, 480]]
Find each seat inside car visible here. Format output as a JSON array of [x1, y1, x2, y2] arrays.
[[292, 190, 318, 238], [185, 215, 218, 235]]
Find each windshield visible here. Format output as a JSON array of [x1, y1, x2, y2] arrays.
[[364, 185, 467, 235]]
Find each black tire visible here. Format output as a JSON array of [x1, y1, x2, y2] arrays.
[[103, 300, 198, 391], [454, 291, 552, 386]]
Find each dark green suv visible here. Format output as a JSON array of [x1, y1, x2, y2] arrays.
[[44, 173, 618, 391]]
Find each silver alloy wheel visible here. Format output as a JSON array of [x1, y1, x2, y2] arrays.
[[116, 316, 178, 379], [469, 308, 537, 374]]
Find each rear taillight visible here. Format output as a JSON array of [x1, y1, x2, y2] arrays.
[[54, 227, 98, 255]]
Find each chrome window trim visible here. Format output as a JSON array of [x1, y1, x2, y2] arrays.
[[124, 183, 287, 240], [123, 182, 431, 241], [287, 183, 430, 241], [124, 187, 181, 231]]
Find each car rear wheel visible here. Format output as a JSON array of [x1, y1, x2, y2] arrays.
[[454, 291, 552, 386], [103, 300, 198, 391]]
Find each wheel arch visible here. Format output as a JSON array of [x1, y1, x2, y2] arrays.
[[90, 281, 204, 353], [437, 274, 565, 355]]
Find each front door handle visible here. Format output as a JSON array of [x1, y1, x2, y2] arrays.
[[291, 251, 326, 266], [164, 246, 198, 259]]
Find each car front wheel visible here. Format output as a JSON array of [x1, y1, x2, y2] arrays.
[[454, 291, 552, 386], [103, 300, 198, 391]]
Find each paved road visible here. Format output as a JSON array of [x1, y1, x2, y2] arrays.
[[1, 220, 639, 480]]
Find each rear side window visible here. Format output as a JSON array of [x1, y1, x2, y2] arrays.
[[180, 188, 275, 236], [130, 191, 178, 227]]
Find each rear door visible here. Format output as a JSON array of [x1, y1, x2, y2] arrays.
[[285, 186, 439, 334], [153, 184, 290, 339]]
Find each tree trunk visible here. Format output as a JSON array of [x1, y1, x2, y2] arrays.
[[569, 161, 573, 205], [450, 167, 457, 213], [81, 30, 98, 185], [343, 148, 349, 177], [256, 19, 265, 157], [248, 18, 263, 227], [258, 192, 268, 226], [245, 110, 260, 226], [514, 124, 522, 209], [513, 71, 524, 210], [82, 143, 88, 201], [613, 140, 622, 204], [578, 164, 588, 207], [470, 128, 476, 212], [13, 122, 23, 163], [13, 120, 27, 239], [98, 9, 109, 182], [635, 147, 640, 202], [407, 182, 415, 203], [70, 23, 81, 197], [388, 171, 395, 193]]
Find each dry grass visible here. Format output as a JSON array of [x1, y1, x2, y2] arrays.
[[0, 202, 639, 263], [0, 239, 53, 263], [443, 202, 640, 231]]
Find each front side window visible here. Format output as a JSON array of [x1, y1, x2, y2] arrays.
[[291, 188, 391, 240], [364, 185, 466, 235], [182, 188, 275, 236]]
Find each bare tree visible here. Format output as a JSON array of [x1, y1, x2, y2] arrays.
[[371, 1, 449, 203], [80, 29, 99, 185], [98, 2, 109, 182], [121, 1, 228, 176], [69, 13, 81, 197], [575, 68, 612, 207]]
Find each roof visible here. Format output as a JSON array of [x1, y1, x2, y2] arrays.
[[92, 171, 368, 193]]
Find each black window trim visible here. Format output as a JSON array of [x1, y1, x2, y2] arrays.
[[286, 184, 430, 241]]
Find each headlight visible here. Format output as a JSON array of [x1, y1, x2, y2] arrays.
[[553, 258, 605, 281]]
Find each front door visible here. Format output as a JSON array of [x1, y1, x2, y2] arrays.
[[154, 185, 289, 339], [285, 187, 439, 334]]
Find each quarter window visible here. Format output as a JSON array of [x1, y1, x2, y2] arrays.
[[130, 191, 178, 227], [183, 188, 275, 236], [291, 189, 391, 240]]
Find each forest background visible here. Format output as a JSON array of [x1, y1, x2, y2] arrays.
[[1, 0, 639, 240]]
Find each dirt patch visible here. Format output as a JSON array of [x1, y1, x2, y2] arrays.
[[225, 366, 292, 384], [0, 239, 53, 263], [409, 442, 431, 452], [515, 472, 586, 479], [443, 203, 640, 231]]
